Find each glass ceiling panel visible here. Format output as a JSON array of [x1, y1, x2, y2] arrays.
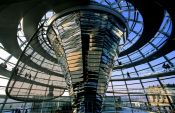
[[116, 11, 172, 67]]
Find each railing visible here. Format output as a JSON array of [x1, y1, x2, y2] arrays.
[[5, 23, 66, 102], [111, 66, 175, 81]]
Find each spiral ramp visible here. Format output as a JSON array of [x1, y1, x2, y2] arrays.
[[0, 0, 174, 113]]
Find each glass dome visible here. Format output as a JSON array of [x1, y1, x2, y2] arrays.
[[0, 0, 174, 112]]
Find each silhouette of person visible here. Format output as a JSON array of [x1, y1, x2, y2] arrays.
[[118, 61, 122, 65], [13, 68, 19, 76], [25, 73, 28, 78], [162, 63, 166, 69], [162, 63, 171, 71], [25, 109, 28, 113], [166, 63, 170, 70], [28, 74, 31, 80], [127, 72, 130, 78]]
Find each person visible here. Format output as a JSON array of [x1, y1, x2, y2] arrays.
[[118, 61, 122, 65], [15, 109, 21, 113], [166, 63, 170, 70], [0, 63, 7, 68], [25, 73, 28, 78], [13, 68, 19, 76], [162, 63, 166, 69], [28, 74, 31, 80], [162, 63, 171, 71], [127, 72, 130, 78], [24, 109, 28, 113], [12, 109, 15, 113]]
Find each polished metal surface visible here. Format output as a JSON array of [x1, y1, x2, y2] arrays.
[[47, 10, 126, 112]]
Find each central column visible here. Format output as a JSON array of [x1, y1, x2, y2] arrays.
[[48, 10, 126, 113]]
